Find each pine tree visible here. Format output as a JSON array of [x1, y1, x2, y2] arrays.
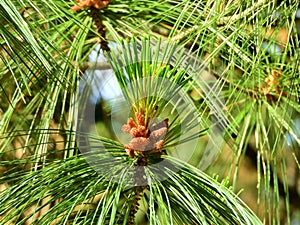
[[0, 0, 299, 224]]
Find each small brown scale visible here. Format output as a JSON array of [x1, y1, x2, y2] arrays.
[[260, 70, 288, 103]]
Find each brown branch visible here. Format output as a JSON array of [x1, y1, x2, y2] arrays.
[[90, 7, 110, 52]]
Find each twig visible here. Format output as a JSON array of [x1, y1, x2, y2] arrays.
[[218, 0, 269, 25], [211, 69, 259, 99], [171, 0, 269, 42], [90, 7, 110, 52], [79, 61, 112, 71]]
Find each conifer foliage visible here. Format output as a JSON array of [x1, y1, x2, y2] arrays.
[[0, 0, 299, 224]]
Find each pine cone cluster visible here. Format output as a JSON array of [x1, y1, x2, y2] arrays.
[[71, 0, 112, 11], [122, 112, 168, 158]]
